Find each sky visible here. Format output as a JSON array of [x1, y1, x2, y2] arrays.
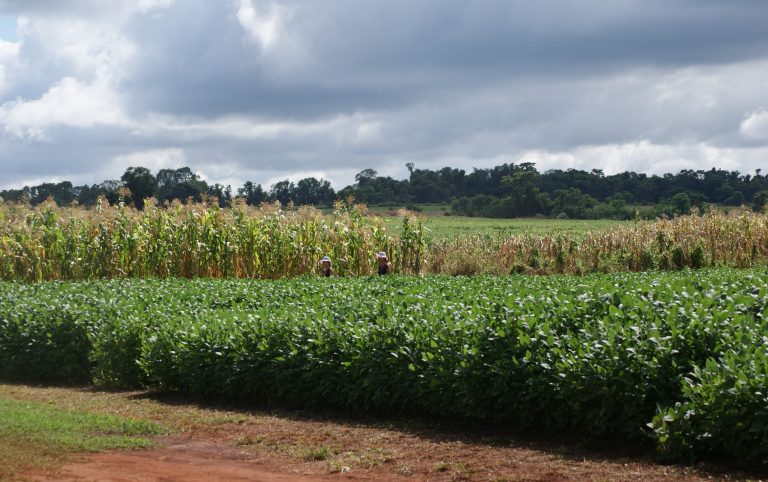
[[0, 0, 767, 191]]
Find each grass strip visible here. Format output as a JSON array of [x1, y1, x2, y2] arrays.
[[0, 398, 166, 479]]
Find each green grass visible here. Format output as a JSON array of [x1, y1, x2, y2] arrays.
[[0, 397, 166, 479], [383, 215, 629, 238], [366, 203, 629, 238], [367, 203, 450, 215]]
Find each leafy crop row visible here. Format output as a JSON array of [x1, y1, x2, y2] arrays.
[[1, 271, 767, 462]]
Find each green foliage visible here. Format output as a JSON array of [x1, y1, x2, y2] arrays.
[[753, 190, 768, 212], [0, 286, 92, 383], [2, 271, 768, 463], [121, 166, 158, 210], [651, 347, 768, 462], [671, 193, 692, 215]]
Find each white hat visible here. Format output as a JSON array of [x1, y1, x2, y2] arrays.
[[320, 256, 331, 263], [376, 251, 387, 259]]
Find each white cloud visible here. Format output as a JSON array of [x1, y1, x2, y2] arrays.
[[110, 148, 185, 172], [132, 114, 316, 140], [16, 15, 135, 78], [355, 122, 382, 145], [127, 112, 386, 149], [236, 0, 288, 49], [652, 67, 721, 110], [741, 109, 768, 140], [0, 76, 127, 139], [0, 38, 19, 92], [518, 141, 768, 175], [232, 0, 309, 72], [263, 170, 329, 188], [135, 0, 175, 14], [0, 11, 137, 140]]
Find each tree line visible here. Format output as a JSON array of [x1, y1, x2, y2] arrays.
[[338, 162, 768, 218], [2, 162, 768, 219], [0, 166, 334, 211]]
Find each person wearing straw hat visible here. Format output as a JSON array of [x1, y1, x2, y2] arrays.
[[376, 251, 389, 275], [319, 256, 332, 277]]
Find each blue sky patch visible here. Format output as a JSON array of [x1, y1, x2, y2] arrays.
[[0, 15, 17, 42]]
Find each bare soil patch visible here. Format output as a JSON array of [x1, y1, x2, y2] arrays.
[[5, 384, 766, 481], [25, 437, 345, 482]]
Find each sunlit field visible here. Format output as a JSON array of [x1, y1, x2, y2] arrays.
[[384, 215, 630, 238]]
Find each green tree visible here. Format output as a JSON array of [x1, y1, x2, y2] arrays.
[[753, 191, 768, 212], [156, 167, 207, 203], [551, 188, 597, 219], [238, 181, 266, 205], [294, 177, 335, 206], [29, 182, 76, 205], [97, 180, 123, 205], [500, 166, 547, 216], [354, 169, 378, 184], [269, 180, 294, 205], [120, 167, 157, 209], [207, 183, 232, 207], [671, 192, 691, 215], [724, 190, 745, 206]]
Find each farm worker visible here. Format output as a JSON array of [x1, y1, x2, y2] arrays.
[[319, 255, 332, 277], [376, 251, 389, 275]]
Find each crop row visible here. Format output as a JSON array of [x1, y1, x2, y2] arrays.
[[0, 200, 427, 281], [2, 271, 768, 462], [3, 199, 768, 280]]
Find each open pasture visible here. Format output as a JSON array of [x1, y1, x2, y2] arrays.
[[384, 214, 630, 238]]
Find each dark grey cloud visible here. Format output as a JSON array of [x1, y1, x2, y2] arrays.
[[1, 0, 768, 190], [113, 0, 768, 121], [120, 2, 422, 119]]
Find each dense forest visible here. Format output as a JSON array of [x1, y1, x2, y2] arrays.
[[2, 162, 768, 219]]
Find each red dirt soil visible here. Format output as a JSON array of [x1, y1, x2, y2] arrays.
[[22, 430, 733, 482], [27, 438, 345, 482], [11, 386, 765, 481]]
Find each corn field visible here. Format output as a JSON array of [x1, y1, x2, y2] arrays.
[[0, 198, 426, 281], [1, 196, 768, 281]]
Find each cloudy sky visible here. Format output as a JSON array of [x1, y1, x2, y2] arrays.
[[0, 0, 767, 191]]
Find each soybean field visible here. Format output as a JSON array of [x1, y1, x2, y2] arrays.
[[2, 270, 768, 463]]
